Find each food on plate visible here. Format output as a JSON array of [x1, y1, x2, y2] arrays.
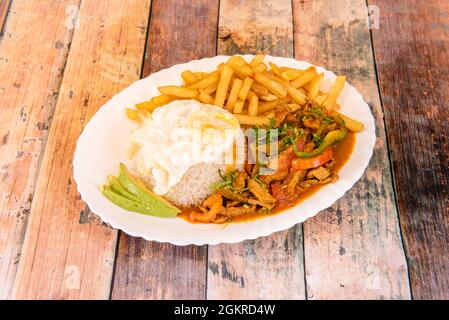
[[102, 163, 180, 217], [103, 54, 364, 223]]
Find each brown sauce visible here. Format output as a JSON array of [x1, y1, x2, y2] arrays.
[[180, 132, 356, 223]]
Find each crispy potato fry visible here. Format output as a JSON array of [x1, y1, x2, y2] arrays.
[[198, 90, 215, 104], [251, 82, 270, 96], [193, 72, 208, 79], [337, 112, 364, 132], [281, 69, 303, 81], [258, 92, 278, 102], [308, 73, 324, 100], [258, 100, 280, 114], [216, 63, 225, 73], [258, 96, 291, 114], [158, 86, 198, 99], [287, 86, 307, 105], [202, 81, 218, 95], [254, 72, 288, 98], [323, 76, 346, 110], [269, 62, 283, 77], [248, 93, 259, 116], [234, 114, 271, 126], [188, 72, 219, 89], [253, 63, 267, 73], [290, 67, 317, 88], [238, 77, 254, 101], [181, 70, 200, 85], [228, 55, 247, 65], [135, 100, 157, 111], [233, 99, 245, 114], [315, 94, 327, 105], [225, 78, 243, 111], [151, 94, 175, 107], [250, 53, 265, 67], [227, 60, 254, 78], [265, 71, 290, 87], [214, 64, 234, 107]]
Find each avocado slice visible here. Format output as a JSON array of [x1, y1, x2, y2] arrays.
[[117, 163, 180, 214], [102, 186, 178, 218], [108, 175, 141, 202]]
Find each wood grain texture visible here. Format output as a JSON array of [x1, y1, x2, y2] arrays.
[[369, 0, 449, 299], [0, 0, 80, 300], [11, 0, 151, 299], [207, 0, 306, 300], [0, 0, 11, 34], [293, 0, 410, 299], [111, 0, 219, 300]]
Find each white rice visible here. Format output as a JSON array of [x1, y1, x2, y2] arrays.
[[139, 163, 225, 207]]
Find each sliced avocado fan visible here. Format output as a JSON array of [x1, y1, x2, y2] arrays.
[[102, 163, 180, 218]]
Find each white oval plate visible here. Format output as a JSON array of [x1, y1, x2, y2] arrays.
[[74, 55, 376, 245]]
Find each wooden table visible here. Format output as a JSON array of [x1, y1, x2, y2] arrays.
[[0, 0, 447, 300]]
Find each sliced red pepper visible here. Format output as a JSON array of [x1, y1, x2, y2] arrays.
[[291, 148, 333, 170], [267, 139, 305, 171]]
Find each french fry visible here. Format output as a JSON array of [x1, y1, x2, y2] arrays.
[[265, 71, 290, 87], [188, 72, 219, 89], [193, 72, 208, 79], [337, 112, 364, 132], [151, 94, 175, 107], [198, 90, 215, 104], [135, 100, 157, 111], [228, 55, 247, 65], [246, 90, 257, 102], [234, 114, 271, 126], [290, 67, 317, 88], [248, 93, 259, 116], [308, 73, 324, 100], [216, 63, 225, 73], [227, 59, 253, 78], [251, 82, 270, 96], [254, 72, 288, 98], [323, 76, 346, 110], [258, 96, 291, 114], [238, 77, 254, 101], [233, 99, 245, 114], [126, 108, 139, 121], [281, 69, 303, 81], [158, 86, 198, 99], [214, 64, 234, 107], [287, 86, 307, 105], [258, 92, 278, 102], [315, 94, 327, 105], [225, 78, 243, 111], [253, 63, 267, 73], [181, 70, 199, 85], [250, 53, 265, 67], [269, 62, 283, 77], [202, 81, 218, 95]]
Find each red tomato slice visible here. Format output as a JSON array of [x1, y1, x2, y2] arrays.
[[291, 148, 333, 170], [268, 139, 305, 171]]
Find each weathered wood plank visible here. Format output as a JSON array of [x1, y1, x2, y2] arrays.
[[0, 0, 80, 300], [207, 0, 305, 300], [111, 0, 219, 300], [0, 0, 11, 34], [293, 0, 410, 299], [369, 0, 449, 299], [11, 0, 151, 299]]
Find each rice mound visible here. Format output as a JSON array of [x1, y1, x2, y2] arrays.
[[139, 163, 225, 207]]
